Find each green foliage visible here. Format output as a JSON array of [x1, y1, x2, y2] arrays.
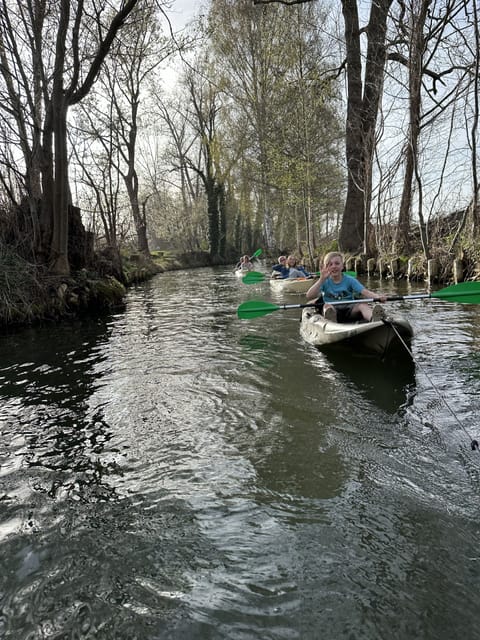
[[91, 277, 126, 306], [207, 0, 345, 250], [314, 238, 339, 257]]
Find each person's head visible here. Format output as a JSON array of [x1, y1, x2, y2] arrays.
[[278, 255, 287, 264], [242, 255, 250, 262], [287, 254, 297, 266], [323, 251, 344, 269]]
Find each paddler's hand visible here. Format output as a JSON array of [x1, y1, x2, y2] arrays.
[[319, 265, 331, 282]]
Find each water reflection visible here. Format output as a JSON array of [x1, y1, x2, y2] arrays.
[[1, 268, 480, 640], [0, 318, 125, 504], [0, 315, 207, 639], [237, 333, 279, 371], [320, 348, 416, 414]]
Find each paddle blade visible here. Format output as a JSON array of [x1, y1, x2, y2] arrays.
[[251, 248, 262, 259], [242, 271, 266, 284], [237, 300, 280, 319], [433, 281, 480, 303]]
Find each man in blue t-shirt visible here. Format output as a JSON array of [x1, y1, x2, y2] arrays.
[[271, 255, 288, 278]]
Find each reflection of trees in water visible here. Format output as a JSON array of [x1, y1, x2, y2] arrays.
[[245, 343, 416, 497], [234, 334, 347, 499], [0, 317, 123, 503], [238, 334, 278, 370], [24, 407, 122, 502]]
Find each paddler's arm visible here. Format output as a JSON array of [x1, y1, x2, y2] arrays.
[[361, 287, 387, 302], [306, 265, 330, 300]]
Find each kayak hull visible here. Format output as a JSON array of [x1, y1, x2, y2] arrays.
[[270, 277, 317, 295], [300, 307, 414, 361]]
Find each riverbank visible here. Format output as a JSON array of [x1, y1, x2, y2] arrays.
[[0, 249, 214, 328], [2, 244, 478, 329]]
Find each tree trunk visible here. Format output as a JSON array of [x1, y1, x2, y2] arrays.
[[49, 101, 71, 275], [218, 182, 227, 258], [49, 0, 70, 275], [396, 0, 430, 256], [125, 172, 150, 255], [206, 176, 219, 258], [339, 0, 393, 255]]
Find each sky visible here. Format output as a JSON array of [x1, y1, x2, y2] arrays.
[[165, 0, 202, 30], [159, 1, 205, 89]]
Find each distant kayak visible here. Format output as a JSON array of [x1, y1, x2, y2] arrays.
[[235, 268, 254, 278], [300, 307, 413, 361], [270, 277, 317, 295]]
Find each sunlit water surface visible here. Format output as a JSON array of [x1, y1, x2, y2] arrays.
[[1, 266, 480, 640]]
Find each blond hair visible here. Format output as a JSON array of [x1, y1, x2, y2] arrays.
[[322, 251, 344, 267]]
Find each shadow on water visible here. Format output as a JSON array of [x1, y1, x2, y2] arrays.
[[319, 346, 417, 414]]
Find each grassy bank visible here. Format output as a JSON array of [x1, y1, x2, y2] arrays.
[[0, 248, 214, 328]]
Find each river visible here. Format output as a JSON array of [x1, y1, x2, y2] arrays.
[[1, 266, 480, 640]]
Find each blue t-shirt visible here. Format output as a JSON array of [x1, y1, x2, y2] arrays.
[[320, 274, 364, 302], [271, 264, 289, 277]]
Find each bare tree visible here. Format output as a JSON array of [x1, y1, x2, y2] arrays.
[[146, 93, 206, 251], [394, 0, 431, 257], [70, 97, 126, 282], [390, 0, 476, 258], [99, 2, 175, 256], [182, 65, 227, 259], [0, 0, 140, 274]]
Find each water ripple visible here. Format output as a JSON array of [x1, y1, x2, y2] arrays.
[[1, 270, 480, 639]]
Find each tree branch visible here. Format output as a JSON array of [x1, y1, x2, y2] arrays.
[[253, 0, 314, 5]]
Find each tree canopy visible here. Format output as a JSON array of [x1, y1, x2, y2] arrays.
[[0, 0, 478, 274]]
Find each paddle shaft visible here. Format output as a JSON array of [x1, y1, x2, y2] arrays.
[[265, 298, 384, 312], [249, 290, 478, 313], [335, 290, 480, 304]]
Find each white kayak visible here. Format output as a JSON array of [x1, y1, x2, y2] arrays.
[[270, 277, 317, 295], [300, 307, 413, 360], [235, 269, 250, 278]]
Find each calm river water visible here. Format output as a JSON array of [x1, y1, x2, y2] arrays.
[[1, 266, 480, 640]]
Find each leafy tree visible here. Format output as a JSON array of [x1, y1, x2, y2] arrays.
[[211, 0, 344, 257]]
